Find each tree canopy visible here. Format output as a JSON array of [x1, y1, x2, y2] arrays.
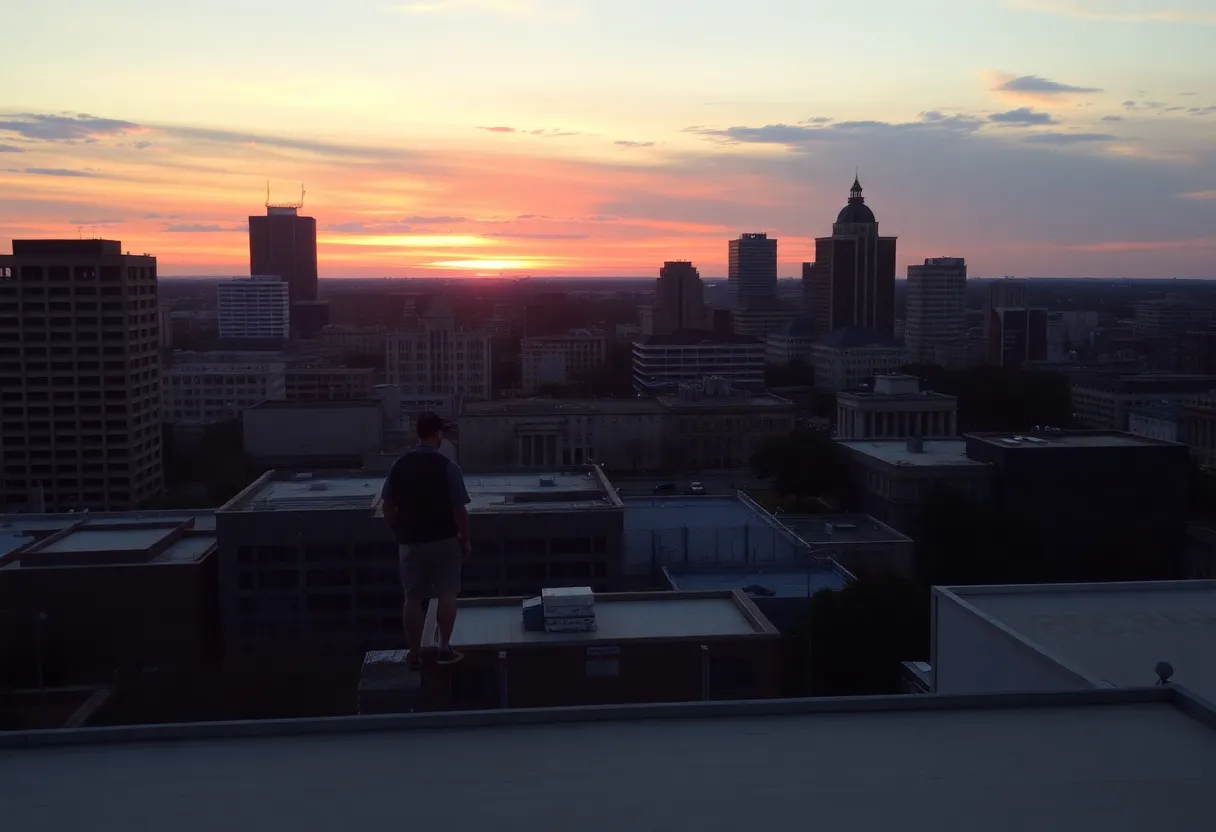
[[903, 363, 1072, 432], [750, 428, 841, 505]]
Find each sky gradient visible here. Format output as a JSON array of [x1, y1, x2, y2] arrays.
[[3, 0, 1215, 278]]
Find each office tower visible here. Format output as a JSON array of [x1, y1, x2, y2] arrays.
[[217, 275, 290, 342], [384, 297, 491, 400], [983, 279, 1047, 367], [988, 307, 1048, 368], [727, 233, 778, 309], [906, 257, 967, 366], [806, 178, 897, 338], [650, 261, 708, 335], [248, 198, 318, 306], [0, 239, 163, 512]]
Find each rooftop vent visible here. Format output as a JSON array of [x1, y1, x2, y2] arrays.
[[308, 481, 329, 491], [906, 436, 925, 454], [538, 475, 556, 487], [293, 472, 314, 481]]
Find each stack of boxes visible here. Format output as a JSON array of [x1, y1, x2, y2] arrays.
[[522, 586, 597, 633]]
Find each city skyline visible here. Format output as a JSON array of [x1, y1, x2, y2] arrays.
[[3, 0, 1216, 279]]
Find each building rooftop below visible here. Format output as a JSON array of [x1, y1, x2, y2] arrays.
[[636, 331, 763, 347], [247, 399, 380, 411], [656, 393, 794, 411], [444, 590, 775, 648], [664, 564, 852, 599], [966, 431, 1181, 449], [224, 469, 621, 514], [4, 690, 1214, 830], [940, 580, 1216, 704], [0, 516, 216, 569], [777, 513, 911, 544], [1128, 401, 1185, 422], [461, 398, 667, 417], [836, 439, 990, 468]]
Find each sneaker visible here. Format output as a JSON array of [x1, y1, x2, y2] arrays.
[[435, 646, 464, 666]]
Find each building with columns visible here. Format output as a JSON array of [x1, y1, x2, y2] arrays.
[[835, 374, 958, 440]]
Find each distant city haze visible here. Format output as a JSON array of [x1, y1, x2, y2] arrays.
[[2, 0, 1215, 278]]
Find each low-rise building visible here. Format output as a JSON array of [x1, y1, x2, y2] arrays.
[[658, 387, 795, 472], [835, 374, 958, 440], [458, 398, 669, 473], [812, 327, 907, 392], [1181, 402, 1216, 469], [318, 325, 389, 357], [765, 318, 817, 365], [161, 361, 287, 426], [367, 589, 782, 712], [930, 580, 1216, 701], [0, 512, 217, 684], [216, 468, 626, 657], [285, 366, 375, 401], [835, 438, 993, 532], [1127, 401, 1183, 443], [663, 562, 852, 633], [242, 400, 390, 468], [632, 333, 765, 393], [384, 299, 491, 401], [776, 512, 915, 576], [1068, 372, 1216, 431], [520, 330, 607, 393]]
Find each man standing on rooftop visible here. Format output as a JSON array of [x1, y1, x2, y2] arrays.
[[381, 412, 470, 668]]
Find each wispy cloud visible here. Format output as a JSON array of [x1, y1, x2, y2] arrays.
[[1009, 0, 1216, 25], [685, 112, 984, 147], [68, 218, 124, 226], [485, 231, 590, 240], [164, 223, 246, 233], [0, 144, 23, 153], [994, 75, 1102, 95], [1101, 115, 1125, 122], [1023, 132, 1118, 145], [0, 112, 139, 143], [9, 167, 102, 178], [1180, 191, 1216, 200], [615, 140, 656, 148], [989, 107, 1058, 126], [1057, 238, 1216, 253], [477, 126, 517, 133]]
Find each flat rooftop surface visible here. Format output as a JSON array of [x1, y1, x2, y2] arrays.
[[948, 582, 1216, 702], [39, 527, 170, 554], [623, 496, 806, 575], [464, 472, 615, 513], [4, 701, 1215, 830], [837, 439, 989, 468], [779, 513, 910, 544], [232, 475, 385, 511], [666, 567, 850, 598], [968, 432, 1178, 449], [454, 596, 762, 646]]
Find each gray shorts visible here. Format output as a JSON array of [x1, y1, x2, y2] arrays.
[[399, 537, 462, 604]]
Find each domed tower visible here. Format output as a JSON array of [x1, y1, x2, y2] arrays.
[[803, 176, 898, 339]]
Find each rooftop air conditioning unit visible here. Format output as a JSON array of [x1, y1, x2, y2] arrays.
[[539, 476, 556, 487]]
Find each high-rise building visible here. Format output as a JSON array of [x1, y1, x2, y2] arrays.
[[804, 178, 897, 338], [217, 275, 290, 342], [983, 280, 1047, 368], [0, 239, 164, 512], [906, 257, 967, 366], [248, 202, 318, 306], [649, 261, 708, 335], [384, 298, 491, 400], [727, 233, 777, 309]]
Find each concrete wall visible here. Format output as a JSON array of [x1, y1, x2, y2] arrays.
[[243, 405, 384, 461], [931, 589, 1091, 695]]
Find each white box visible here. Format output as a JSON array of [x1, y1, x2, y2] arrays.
[[544, 604, 594, 618], [542, 587, 594, 614]]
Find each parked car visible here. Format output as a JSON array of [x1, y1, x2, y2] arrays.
[[688, 481, 706, 495], [653, 482, 677, 494]]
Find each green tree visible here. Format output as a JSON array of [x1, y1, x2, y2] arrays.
[[764, 358, 814, 388], [751, 428, 840, 506], [903, 363, 1072, 432], [804, 573, 929, 696]]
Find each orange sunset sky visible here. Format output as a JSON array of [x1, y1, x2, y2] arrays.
[[3, 0, 1216, 279]]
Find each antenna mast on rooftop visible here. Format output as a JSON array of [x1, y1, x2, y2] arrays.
[[265, 181, 306, 210]]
